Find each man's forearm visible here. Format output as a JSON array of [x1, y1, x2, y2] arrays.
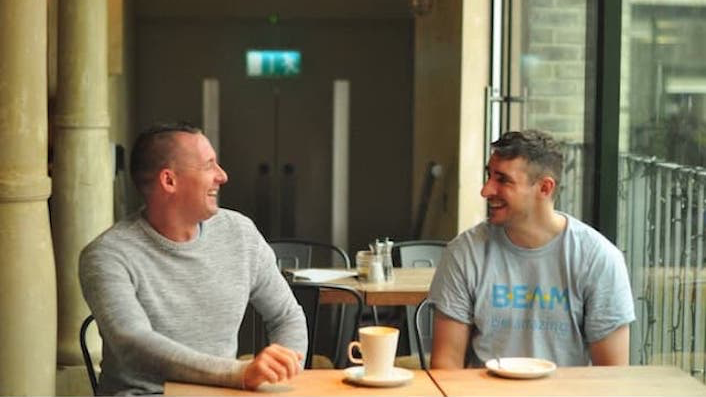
[[102, 323, 250, 388]]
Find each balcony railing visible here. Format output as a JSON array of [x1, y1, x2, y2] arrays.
[[617, 154, 706, 382], [556, 142, 585, 217], [556, 144, 706, 382]]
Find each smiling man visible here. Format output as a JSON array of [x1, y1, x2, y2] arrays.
[[428, 130, 635, 369], [79, 122, 307, 395]]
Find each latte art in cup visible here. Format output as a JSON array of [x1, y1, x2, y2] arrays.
[[348, 326, 400, 379]]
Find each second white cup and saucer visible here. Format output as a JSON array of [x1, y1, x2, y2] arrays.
[[343, 326, 414, 387]]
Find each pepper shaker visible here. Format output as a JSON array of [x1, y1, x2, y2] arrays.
[[382, 238, 394, 282]]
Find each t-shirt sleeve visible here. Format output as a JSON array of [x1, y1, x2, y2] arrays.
[[428, 243, 474, 325], [582, 243, 636, 343]]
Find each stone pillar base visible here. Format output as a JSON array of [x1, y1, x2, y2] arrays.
[[56, 365, 98, 396]]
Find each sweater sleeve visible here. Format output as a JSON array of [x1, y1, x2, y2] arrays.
[[248, 235, 308, 358], [79, 242, 250, 391]]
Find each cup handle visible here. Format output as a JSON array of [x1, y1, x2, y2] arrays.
[[347, 341, 363, 364]]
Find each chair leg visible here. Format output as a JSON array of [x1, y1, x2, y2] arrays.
[[333, 306, 345, 366], [372, 306, 379, 325]]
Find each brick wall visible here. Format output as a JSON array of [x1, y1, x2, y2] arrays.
[[522, 0, 587, 142]]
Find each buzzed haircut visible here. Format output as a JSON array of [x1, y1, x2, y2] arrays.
[[129, 122, 203, 197], [490, 130, 564, 191]]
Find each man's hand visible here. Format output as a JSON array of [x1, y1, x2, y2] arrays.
[[242, 344, 304, 390]]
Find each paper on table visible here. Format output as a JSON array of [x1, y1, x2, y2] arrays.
[[286, 268, 357, 282]]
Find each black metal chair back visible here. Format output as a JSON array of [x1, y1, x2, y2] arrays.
[[392, 240, 446, 359], [79, 314, 98, 395], [392, 240, 446, 269], [289, 281, 363, 369], [269, 238, 351, 269]]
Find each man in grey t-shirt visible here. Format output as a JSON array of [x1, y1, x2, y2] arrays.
[[428, 130, 635, 368], [80, 122, 307, 394]]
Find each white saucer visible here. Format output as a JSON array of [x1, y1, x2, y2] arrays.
[[485, 357, 556, 379], [343, 366, 414, 387]]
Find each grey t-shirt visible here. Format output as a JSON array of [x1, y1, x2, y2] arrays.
[[79, 209, 307, 395], [428, 213, 635, 367]]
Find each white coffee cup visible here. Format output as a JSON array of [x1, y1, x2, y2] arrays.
[[347, 326, 399, 379]]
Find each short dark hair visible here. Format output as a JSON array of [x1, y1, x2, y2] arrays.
[[490, 130, 563, 191], [129, 122, 202, 197]]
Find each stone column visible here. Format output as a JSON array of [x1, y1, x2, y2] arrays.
[[53, 0, 113, 366], [0, 0, 57, 394]]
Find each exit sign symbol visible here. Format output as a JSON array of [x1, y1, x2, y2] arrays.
[[246, 50, 301, 78]]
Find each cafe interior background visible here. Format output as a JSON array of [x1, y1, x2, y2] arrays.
[[0, 0, 704, 394]]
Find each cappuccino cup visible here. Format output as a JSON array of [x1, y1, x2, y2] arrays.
[[347, 326, 399, 379]]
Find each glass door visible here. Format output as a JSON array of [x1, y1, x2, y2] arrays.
[[487, 0, 596, 221], [617, 0, 706, 381], [483, 0, 706, 381]]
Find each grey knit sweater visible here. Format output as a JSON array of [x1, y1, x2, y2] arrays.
[[79, 209, 307, 395]]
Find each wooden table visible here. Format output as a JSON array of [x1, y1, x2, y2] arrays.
[[428, 366, 706, 396], [319, 268, 435, 306], [164, 369, 442, 396]]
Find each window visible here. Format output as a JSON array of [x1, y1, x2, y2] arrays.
[[617, 0, 706, 382]]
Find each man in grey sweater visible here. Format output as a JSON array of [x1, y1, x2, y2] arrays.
[[80, 122, 307, 395]]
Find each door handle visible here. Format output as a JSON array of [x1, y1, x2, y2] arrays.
[[485, 85, 529, 165], [487, 85, 527, 103]]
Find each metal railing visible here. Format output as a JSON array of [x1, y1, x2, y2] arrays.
[[556, 143, 706, 382], [617, 154, 706, 382], [556, 142, 585, 218]]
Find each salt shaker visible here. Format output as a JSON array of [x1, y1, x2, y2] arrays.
[[368, 254, 384, 283]]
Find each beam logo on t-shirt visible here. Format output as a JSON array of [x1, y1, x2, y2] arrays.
[[492, 283, 569, 311]]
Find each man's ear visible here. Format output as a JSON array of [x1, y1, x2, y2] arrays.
[[537, 175, 557, 199], [159, 169, 177, 193]]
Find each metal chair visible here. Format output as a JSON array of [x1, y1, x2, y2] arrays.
[[413, 298, 435, 369], [288, 281, 363, 369], [269, 238, 351, 269], [270, 239, 354, 366], [392, 240, 445, 368], [392, 240, 446, 270], [79, 314, 98, 395]]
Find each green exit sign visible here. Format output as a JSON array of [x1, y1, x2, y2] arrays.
[[246, 50, 301, 78]]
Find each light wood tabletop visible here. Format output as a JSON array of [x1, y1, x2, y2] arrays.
[[428, 365, 706, 396], [359, 268, 435, 305], [164, 369, 442, 396], [319, 267, 435, 306]]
